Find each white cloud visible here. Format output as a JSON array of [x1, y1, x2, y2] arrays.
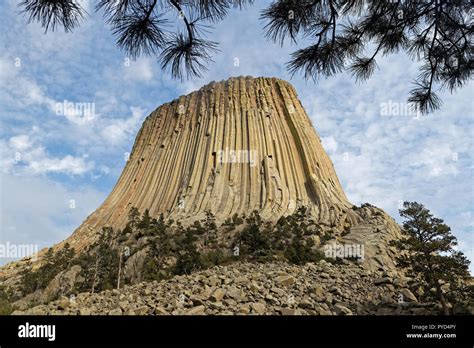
[[321, 136, 339, 154], [0, 57, 55, 110], [123, 58, 154, 82], [410, 146, 459, 178], [1, 130, 94, 176], [101, 106, 145, 145], [0, 173, 105, 265], [9, 135, 32, 151], [28, 154, 93, 175]]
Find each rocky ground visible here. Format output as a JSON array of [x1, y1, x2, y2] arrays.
[[12, 260, 441, 315]]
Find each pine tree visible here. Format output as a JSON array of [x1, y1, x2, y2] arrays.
[[276, 207, 322, 265], [173, 228, 203, 275], [138, 209, 152, 230], [91, 227, 120, 291], [142, 216, 174, 281], [203, 211, 218, 251], [20, 243, 76, 294], [237, 211, 271, 258], [392, 201, 471, 315], [58, 242, 75, 268], [127, 207, 141, 229], [284, 227, 312, 265]]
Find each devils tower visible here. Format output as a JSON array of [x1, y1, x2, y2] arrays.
[[67, 76, 364, 250], [1, 76, 422, 315], [0, 76, 405, 291]]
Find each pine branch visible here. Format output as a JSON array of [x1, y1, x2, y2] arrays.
[[19, 0, 86, 33]]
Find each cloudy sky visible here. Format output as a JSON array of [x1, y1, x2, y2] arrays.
[[1, 0, 472, 271]]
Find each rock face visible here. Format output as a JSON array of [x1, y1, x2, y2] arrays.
[[41, 265, 83, 303], [0, 76, 407, 288], [67, 76, 358, 250]]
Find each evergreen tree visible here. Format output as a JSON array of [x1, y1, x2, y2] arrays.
[[392, 201, 471, 315], [20, 243, 75, 294], [236, 211, 271, 258], [91, 227, 120, 291], [127, 207, 141, 229], [284, 227, 314, 265], [275, 207, 322, 264], [203, 211, 219, 251], [138, 209, 152, 230], [142, 215, 174, 281], [173, 228, 203, 275], [58, 242, 75, 267]]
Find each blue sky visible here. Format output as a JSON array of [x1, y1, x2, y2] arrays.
[[1, 0, 473, 271]]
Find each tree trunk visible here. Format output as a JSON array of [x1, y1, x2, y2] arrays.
[[436, 282, 450, 315], [117, 249, 123, 289], [426, 256, 450, 315], [91, 255, 100, 293]]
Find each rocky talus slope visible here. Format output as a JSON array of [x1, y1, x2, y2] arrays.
[[13, 261, 439, 316]]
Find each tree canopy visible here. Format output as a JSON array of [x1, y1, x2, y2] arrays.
[[18, 1, 473, 113], [392, 201, 471, 315]]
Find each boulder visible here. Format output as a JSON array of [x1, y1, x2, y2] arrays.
[[275, 275, 295, 287], [154, 306, 168, 315], [79, 308, 91, 315], [108, 308, 123, 315], [400, 289, 418, 303], [280, 308, 297, 315], [226, 287, 244, 301], [42, 265, 82, 303], [210, 289, 225, 302], [123, 248, 148, 284], [250, 302, 266, 314], [374, 277, 392, 285], [334, 304, 353, 315], [309, 284, 325, 299], [186, 305, 206, 315]]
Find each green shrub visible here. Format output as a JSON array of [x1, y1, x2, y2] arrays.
[[0, 288, 12, 315], [235, 211, 271, 258], [173, 229, 204, 275], [201, 248, 235, 267], [283, 229, 321, 265], [20, 243, 75, 295]]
